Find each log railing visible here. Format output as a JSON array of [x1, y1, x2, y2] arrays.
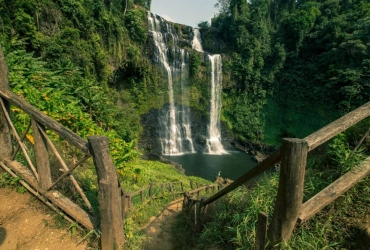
[[123, 181, 220, 215], [181, 183, 222, 232], [197, 100, 370, 248], [0, 45, 123, 250]]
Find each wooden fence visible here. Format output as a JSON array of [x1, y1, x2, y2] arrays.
[[0, 45, 124, 250], [182, 183, 221, 232], [120, 180, 219, 216], [197, 100, 370, 249]]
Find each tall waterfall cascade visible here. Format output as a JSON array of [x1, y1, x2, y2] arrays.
[[148, 12, 195, 155], [206, 55, 228, 154]]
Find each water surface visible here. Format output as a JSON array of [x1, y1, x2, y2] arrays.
[[167, 151, 257, 181]]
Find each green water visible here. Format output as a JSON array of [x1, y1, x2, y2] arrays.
[[167, 151, 257, 182]]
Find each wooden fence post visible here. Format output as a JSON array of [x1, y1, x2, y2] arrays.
[[88, 136, 124, 250], [32, 120, 52, 189], [0, 45, 12, 159], [255, 212, 268, 250], [149, 183, 153, 198], [267, 138, 308, 247], [0, 45, 9, 92], [169, 182, 175, 199], [121, 191, 129, 217], [117, 181, 127, 218]]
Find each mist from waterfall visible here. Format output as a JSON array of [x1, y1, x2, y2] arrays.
[[148, 12, 195, 155]]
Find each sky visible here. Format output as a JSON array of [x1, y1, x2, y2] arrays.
[[150, 0, 219, 27]]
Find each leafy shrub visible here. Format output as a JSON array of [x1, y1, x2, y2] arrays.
[[328, 133, 366, 174], [125, 9, 147, 44]]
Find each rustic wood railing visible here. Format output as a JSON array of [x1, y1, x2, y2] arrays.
[[123, 181, 221, 215], [181, 183, 222, 232], [0, 45, 124, 250], [197, 100, 370, 248]]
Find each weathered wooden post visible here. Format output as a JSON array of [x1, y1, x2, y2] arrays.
[[267, 138, 308, 247], [140, 190, 144, 204], [121, 191, 130, 217], [88, 136, 124, 250], [149, 183, 153, 198], [255, 212, 268, 250], [32, 120, 52, 189], [169, 182, 175, 199], [0, 44, 12, 159]]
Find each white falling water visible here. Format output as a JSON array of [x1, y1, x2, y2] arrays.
[[191, 28, 203, 52], [206, 54, 228, 155], [148, 12, 195, 155]]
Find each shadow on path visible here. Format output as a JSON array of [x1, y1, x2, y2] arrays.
[[0, 227, 6, 246]]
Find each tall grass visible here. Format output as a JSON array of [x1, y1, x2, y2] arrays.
[[173, 127, 370, 249]]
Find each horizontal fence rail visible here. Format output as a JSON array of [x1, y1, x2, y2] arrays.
[[299, 155, 370, 223], [0, 89, 89, 153], [125, 182, 221, 214], [203, 100, 370, 207]]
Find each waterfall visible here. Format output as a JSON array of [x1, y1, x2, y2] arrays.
[[148, 12, 195, 155], [191, 28, 203, 52], [206, 54, 228, 155]]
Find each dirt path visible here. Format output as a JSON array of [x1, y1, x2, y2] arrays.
[[142, 199, 183, 250], [0, 187, 87, 250]]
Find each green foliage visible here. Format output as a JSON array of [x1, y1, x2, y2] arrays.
[[280, 2, 321, 52], [188, 51, 209, 115], [124, 9, 147, 44], [178, 127, 370, 249], [0, 0, 154, 150], [328, 133, 366, 174], [263, 97, 336, 145], [173, 173, 279, 250], [223, 89, 266, 142], [2, 41, 140, 165], [69, 158, 210, 250], [197, 21, 210, 29], [117, 159, 210, 192], [0, 172, 27, 193], [133, 0, 151, 10], [201, 0, 370, 145], [201, 176, 278, 249], [274, 0, 370, 114]]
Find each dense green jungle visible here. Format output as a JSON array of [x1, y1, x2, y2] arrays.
[[1, 0, 369, 152], [1, 0, 370, 249]]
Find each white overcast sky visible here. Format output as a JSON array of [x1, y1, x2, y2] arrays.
[[150, 0, 219, 27]]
